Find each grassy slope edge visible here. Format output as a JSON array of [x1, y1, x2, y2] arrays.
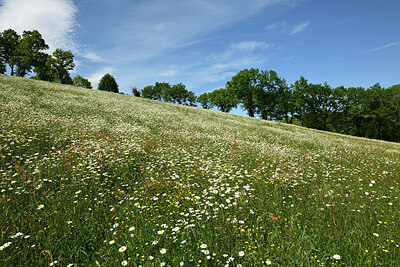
[[1, 74, 399, 266]]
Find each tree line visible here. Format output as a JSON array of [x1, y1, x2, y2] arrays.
[[0, 28, 119, 93], [138, 68, 400, 143]]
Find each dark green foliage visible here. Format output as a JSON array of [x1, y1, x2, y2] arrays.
[[131, 87, 141, 97], [198, 92, 213, 109], [226, 68, 259, 117], [141, 83, 166, 100], [73, 75, 92, 89], [47, 49, 75, 84], [0, 29, 20, 75], [208, 88, 238, 113], [0, 60, 5, 74], [256, 70, 289, 121], [98, 73, 119, 93], [141, 82, 197, 106], [33, 49, 75, 85], [288, 78, 400, 142], [186, 90, 197, 106], [14, 30, 49, 77]]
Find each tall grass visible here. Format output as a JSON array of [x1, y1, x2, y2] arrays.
[[1, 74, 399, 266]]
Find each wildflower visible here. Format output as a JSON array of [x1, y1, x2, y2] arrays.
[[109, 240, 115, 245], [152, 240, 159, 245], [373, 233, 379, 237], [37, 205, 44, 210], [67, 264, 74, 267], [119, 246, 127, 252], [149, 256, 154, 260], [200, 244, 207, 249], [129, 226, 135, 231], [238, 251, 245, 257], [333, 254, 341, 260], [49, 261, 58, 266], [180, 262, 184, 266], [266, 259, 272, 265], [160, 248, 167, 254], [160, 263, 165, 267], [157, 230, 164, 235]]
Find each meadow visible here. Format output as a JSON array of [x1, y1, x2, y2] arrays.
[[1, 74, 399, 266]]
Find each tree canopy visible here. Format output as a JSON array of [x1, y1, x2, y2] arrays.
[[73, 75, 92, 89], [98, 73, 119, 93], [141, 82, 197, 106]]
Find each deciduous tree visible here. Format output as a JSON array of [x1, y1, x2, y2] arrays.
[[73, 75, 92, 89], [14, 30, 48, 77], [0, 29, 20, 75], [226, 68, 259, 117], [98, 73, 118, 93]]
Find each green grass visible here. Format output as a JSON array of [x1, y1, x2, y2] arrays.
[[1, 74, 399, 266]]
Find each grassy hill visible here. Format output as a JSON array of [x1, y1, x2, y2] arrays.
[[1, 74, 399, 266]]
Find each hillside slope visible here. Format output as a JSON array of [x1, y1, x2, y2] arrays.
[[1, 74, 399, 266]]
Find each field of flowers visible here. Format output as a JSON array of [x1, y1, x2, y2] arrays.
[[1, 74, 399, 266]]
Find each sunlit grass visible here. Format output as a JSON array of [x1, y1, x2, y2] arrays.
[[1, 74, 399, 266]]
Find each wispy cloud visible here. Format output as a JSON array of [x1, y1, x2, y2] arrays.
[[80, 52, 106, 63], [159, 70, 180, 77], [231, 41, 271, 52], [290, 21, 311, 35], [0, 0, 77, 52], [104, 0, 296, 64], [369, 41, 400, 52], [265, 21, 288, 32]]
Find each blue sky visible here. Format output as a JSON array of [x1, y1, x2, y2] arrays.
[[1, 0, 399, 101]]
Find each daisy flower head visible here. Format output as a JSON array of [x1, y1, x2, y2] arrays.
[[119, 246, 127, 252], [121, 260, 128, 266], [129, 226, 135, 231], [238, 251, 245, 257], [200, 244, 207, 249], [266, 259, 272, 265], [37, 204, 44, 210], [160, 248, 167, 254], [333, 254, 341, 260]]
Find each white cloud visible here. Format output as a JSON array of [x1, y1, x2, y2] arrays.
[[87, 67, 116, 89], [231, 41, 271, 52], [369, 41, 400, 52], [0, 0, 77, 52], [290, 21, 311, 35], [80, 52, 106, 63], [265, 21, 288, 32], [159, 70, 180, 77]]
